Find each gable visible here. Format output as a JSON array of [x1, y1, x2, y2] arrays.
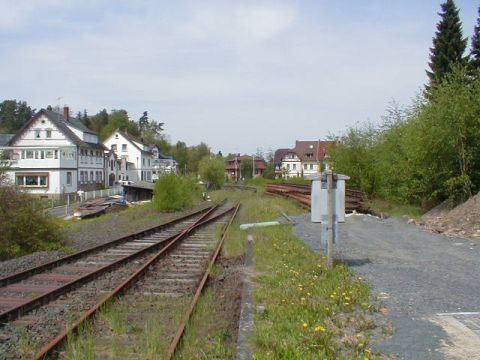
[[9, 114, 75, 147]]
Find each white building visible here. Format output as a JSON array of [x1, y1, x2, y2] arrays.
[[103, 130, 154, 183], [274, 140, 334, 179], [2, 107, 107, 198], [149, 144, 177, 181]]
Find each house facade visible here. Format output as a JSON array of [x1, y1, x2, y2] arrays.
[[103, 130, 154, 183], [225, 155, 266, 181], [3, 107, 106, 198], [149, 145, 177, 182], [274, 140, 334, 179]]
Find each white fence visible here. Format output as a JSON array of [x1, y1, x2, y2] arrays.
[[77, 186, 123, 202], [45, 186, 123, 217]]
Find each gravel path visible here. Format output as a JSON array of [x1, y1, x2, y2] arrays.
[[292, 213, 480, 360]]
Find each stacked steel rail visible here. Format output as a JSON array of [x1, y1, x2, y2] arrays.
[[8, 202, 238, 359], [265, 183, 369, 213]]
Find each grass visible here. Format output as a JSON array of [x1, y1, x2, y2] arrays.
[[63, 295, 192, 359], [252, 226, 376, 359], [212, 188, 379, 359], [368, 198, 424, 220], [175, 289, 237, 360]]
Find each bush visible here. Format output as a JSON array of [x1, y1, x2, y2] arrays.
[[198, 156, 225, 189], [0, 186, 64, 260], [152, 173, 200, 212]]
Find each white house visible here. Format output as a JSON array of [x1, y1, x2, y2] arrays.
[[148, 144, 177, 181], [274, 140, 334, 179], [103, 130, 154, 183], [2, 107, 107, 198]]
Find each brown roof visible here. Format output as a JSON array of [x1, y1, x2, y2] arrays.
[[274, 140, 335, 163], [274, 148, 290, 164], [226, 155, 266, 170]]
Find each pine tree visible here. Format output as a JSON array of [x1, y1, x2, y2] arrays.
[[470, 6, 480, 69], [426, 0, 467, 89]]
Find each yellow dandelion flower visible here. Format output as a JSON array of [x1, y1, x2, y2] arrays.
[[314, 325, 326, 332], [358, 342, 364, 348], [303, 322, 309, 328]]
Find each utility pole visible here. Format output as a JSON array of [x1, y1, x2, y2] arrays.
[[326, 169, 334, 269], [252, 155, 255, 178]]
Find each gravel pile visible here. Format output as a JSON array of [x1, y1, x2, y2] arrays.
[[422, 192, 480, 238]]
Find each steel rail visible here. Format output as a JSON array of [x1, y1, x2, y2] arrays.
[[31, 203, 234, 360], [165, 202, 241, 360], [0, 206, 211, 287], [0, 205, 220, 324]]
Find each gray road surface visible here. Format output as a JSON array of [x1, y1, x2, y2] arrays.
[[292, 213, 480, 360]]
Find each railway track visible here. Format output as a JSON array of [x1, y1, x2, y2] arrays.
[[265, 183, 369, 213], [0, 202, 238, 359]]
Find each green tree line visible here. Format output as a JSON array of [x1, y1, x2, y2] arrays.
[[330, 1, 480, 208]]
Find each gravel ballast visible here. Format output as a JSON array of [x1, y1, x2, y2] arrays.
[[292, 213, 480, 360]]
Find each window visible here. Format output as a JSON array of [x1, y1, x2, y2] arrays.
[[54, 150, 58, 159], [148, 159, 150, 166], [111, 144, 117, 151], [304, 164, 307, 170], [26, 150, 34, 159], [122, 144, 127, 151], [67, 172, 72, 186], [90, 171, 94, 182], [310, 164, 314, 170], [293, 164, 296, 170], [46, 130, 52, 138], [34, 130, 40, 138], [45, 150, 53, 159], [15, 174, 48, 187], [287, 164, 290, 170]]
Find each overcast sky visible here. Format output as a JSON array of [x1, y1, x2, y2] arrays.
[[0, 1, 478, 154]]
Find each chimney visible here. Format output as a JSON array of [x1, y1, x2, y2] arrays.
[[47, 105, 52, 111], [63, 106, 69, 121]]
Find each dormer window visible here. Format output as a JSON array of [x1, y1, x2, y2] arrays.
[[46, 130, 52, 138], [115, 134, 119, 139], [111, 144, 117, 151], [34, 130, 40, 138], [122, 144, 127, 151]]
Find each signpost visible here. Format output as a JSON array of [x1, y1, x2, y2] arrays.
[[307, 169, 349, 269]]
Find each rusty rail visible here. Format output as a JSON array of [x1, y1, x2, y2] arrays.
[[0, 206, 219, 324], [265, 183, 369, 213], [165, 202, 241, 360], [32, 203, 235, 360], [0, 206, 211, 287]]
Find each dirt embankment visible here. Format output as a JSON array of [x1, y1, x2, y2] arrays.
[[422, 192, 480, 238]]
